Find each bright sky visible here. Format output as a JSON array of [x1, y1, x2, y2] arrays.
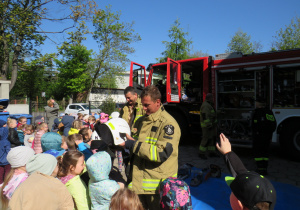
[[40, 0, 300, 70]]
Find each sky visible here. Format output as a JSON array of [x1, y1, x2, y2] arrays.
[[39, 0, 300, 70]]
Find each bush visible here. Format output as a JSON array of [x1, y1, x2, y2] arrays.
[[100, 97, 116, 115]]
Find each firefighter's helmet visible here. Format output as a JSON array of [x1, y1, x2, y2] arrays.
[[104, 118, 130, 145]]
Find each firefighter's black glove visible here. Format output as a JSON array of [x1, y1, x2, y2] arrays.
[[125, 140, 136, 151]]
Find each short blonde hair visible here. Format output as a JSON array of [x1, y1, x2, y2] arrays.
[[88, 116, 96, 122], [83, 115, 89, 121], [72, 120, 83, 130], [7, 118, 16, 126]]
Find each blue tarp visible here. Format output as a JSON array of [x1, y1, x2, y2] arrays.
[[185, 169, 300, 210]]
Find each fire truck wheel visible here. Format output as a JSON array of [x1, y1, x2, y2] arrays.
[[283, 124, 300, 161]]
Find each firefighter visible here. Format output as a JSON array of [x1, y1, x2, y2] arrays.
[[120, 86, 145, 128], [252, 97, 277, 175], [121, 85, 181, 209], [199, 93, 218, 159]]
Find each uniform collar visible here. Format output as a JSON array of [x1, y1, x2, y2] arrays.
[[145, 104, 164, 122]]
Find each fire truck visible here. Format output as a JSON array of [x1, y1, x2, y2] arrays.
[[129, 49, 300, 160]]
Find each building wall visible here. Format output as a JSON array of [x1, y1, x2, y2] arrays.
[[89, 72, 130, 104], [115, 73, 130, 89], [0, 80, 11, 99], [89, 89, 126, 104], [6, 104, 29, 114]]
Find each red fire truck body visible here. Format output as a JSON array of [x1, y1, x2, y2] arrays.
[[129, 49, 300, 160]]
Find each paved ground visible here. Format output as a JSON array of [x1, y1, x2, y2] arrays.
[[178, 142, 300, 188]]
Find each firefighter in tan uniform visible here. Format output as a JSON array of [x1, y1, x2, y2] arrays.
[[120, 86, 145, 128], [199, 93, 218, 159], [121, 85, 181, 209]]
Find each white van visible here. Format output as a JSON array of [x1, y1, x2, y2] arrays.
[[65, 103, 101, 115]]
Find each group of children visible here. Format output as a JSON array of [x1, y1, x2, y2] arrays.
[[0, 112, 145, 210]]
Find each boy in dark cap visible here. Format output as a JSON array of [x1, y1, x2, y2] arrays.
[[217, 133, 276, 210]]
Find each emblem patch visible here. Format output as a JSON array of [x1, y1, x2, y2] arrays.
[[164, 125, 174, 135]]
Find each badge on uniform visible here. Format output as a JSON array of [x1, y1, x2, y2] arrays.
[[164, 125, 174, 135]]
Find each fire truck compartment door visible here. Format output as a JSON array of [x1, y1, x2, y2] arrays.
[[167, 58, 181, 103], [129, 61, 147, 91]]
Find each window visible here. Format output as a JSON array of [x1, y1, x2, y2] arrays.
[[273, 66, 300, 108]]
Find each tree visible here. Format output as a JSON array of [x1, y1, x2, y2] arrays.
[[97, 72, 117, 89], [88, 5, 141, 100], [10, 53, 55, 100], [272, 17, 300, 50], [54, 43, 93, 101], [157, 19, 192, 63], [226, 30, 262, 54], [0, 0, 96, 91], [188, 50, 210, 58]]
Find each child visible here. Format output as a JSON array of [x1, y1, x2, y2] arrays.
[[109, 188, 144, 210], [57, 151, 90, 210], [7, 118, 21, 148], [79, 127, 93, 148], [0, 146, 35, 209], [23, 124, 35, 148], [86, 151, 124, 210], [73, 134, 93, 161], [99, 113, 109, 124], [217, 133, 276, 210], [64, 134, 78, 151], [0, 126, 11, 184], [9, 153, 74, 210], [61, 136, 68, 151], [82, 115, 89, 126], [17, 116, 27, 128], [159, 177, 192, 210], [32, 122, 48, 154], [52, 113, 64, 133], [77, 113, 84, 121], [34, 115, 44, 127], [16, 124, 25, 145], [68, 120, 83, 136], [61, 115, 75, 137], [41, 132, 65, 157], [88, 116, 96, 130]]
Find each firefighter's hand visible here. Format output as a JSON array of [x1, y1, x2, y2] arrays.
[[119, 134, 134, 148], [126, 133, 135, 141], [119, 142, 125, 147], [216, 133, 231, 155]]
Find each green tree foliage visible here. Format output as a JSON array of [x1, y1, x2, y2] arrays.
[[10, 54, 55, 99], [188, 50, 210, 58], [273, 17, 300, 50], [97, 72, 117, 89], [100, 96, 116, 115], [226, 30, 262, 54], [0, 0, 96, 91], [157, 19, 192, 63], [88, 5, 141, 98], [54, 43, 92, 101]]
